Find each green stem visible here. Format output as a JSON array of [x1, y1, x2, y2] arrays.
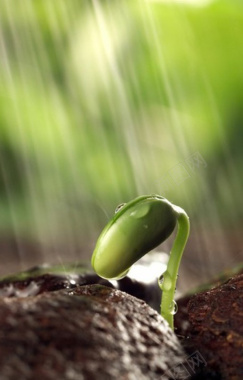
[[159, 207, 190, 330]]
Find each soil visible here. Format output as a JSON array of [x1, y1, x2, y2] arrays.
[[175, 271, 243, 380], [0, 266, 242, 379], [0, 283, 184, 380], [0, 267, 160, 311]]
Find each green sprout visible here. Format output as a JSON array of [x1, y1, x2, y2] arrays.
[[91, 194, 190, 330]]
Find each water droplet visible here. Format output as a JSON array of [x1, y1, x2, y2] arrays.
[[115, 203, 126, 213], [112, 268, 130, 280], [169, 300, 178, 315], [130, 204, 150, 219], [158, 271, 172, 291], [15, 282, 40, 298], [158, 273, 164, 287], [0, 284, 14, 297]]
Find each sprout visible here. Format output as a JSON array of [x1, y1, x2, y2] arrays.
[[91, 194, 190, 330]]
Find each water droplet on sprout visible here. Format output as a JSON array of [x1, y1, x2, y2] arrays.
[[115, 203, 126, 213], [112, 268, 130, 280], [130, 204, 150, 219], [158, 273, 164, 287], [158, 271, 172, 291], [169, 300, 178, 315]]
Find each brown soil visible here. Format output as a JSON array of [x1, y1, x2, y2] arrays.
[[1, 266, 242, 379], [0, 284, 185, 380], [175, 273, 243, 379]]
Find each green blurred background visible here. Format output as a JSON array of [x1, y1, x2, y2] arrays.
[[0, 0, 242, 287]]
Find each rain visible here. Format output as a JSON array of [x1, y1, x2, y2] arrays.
[[0, 0, 242, 295]]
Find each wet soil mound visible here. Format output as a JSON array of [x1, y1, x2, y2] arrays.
[[0, 284, 185, 380], [176, 273, 243, 379]]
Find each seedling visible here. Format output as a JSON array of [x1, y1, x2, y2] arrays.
[[91, 194, 190, 330]]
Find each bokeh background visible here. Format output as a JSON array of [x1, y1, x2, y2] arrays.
[[0, 0, 242, 290]]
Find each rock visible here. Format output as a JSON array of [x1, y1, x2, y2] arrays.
[[175, 273, 243, 379], [0, 284, 185, 380]]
